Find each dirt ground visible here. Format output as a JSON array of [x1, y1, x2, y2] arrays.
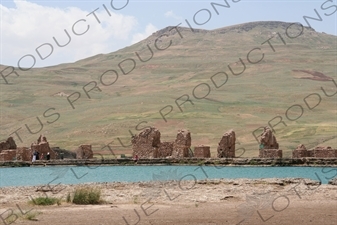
[[1, 178, 336, 225]]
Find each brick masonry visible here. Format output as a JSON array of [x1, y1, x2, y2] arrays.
[[292, 145, 337, 158], [259, 149, 283, 158], [76, 145, 93, 159], [194, 146, 211, 158], [132, 127, 161, 158], [217, 129, 236, 158], [172, 129, 191, 158]]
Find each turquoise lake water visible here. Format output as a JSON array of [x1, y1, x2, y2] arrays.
[[0, 165, 336, 187]]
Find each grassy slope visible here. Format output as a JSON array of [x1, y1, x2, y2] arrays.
[[0, 21, 336, 157]]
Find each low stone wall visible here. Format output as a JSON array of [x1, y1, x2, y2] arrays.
[[0, 150, 17, 161], [194, 146, 211, 158], [2, 157, 337, 167], [293, 145, 337, 158], [292, 149, 308, 158], [156, 142, 173, 158], [308, 149, 337, 158], [0, 147, 32, 161], [259, 149, 282, 158]]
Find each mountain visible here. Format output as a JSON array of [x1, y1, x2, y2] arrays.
[[1, 21, 336, 157]]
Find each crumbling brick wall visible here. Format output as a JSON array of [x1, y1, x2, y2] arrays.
[[194, 146, 210, 158], [31, 135, 56, 160], [157, 142, 174, 158], [307, 147, 337, 158], [16, 147, 31, 161], [172, 129, 191, 158], [293, 145, 337, 158], [0, 150, 17, 161], [76, 144, 93, 159], [217, 129, 236, 158], [259, 149, 282, 158], [132, 127, 161, 158], [0, 137, 17, 152], [259, 127, 279, 149], [292, 144, 308, 158]]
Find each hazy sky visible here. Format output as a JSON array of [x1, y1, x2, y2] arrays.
[[1, 0, 336, 67]]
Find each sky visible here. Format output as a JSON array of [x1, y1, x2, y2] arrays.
[[0, 0, 336, 68]]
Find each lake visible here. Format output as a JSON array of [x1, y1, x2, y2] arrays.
[[0, 165, 336, 187]]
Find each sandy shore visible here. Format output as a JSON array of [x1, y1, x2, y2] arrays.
[[1, 178, 336, 225]]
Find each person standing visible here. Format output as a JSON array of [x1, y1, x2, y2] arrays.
[[46, 152, 50, 160], [32, 151, 37, 162]]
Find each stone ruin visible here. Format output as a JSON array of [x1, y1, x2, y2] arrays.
[[0, 137, 30, 161], [194, 146, 211, 158], [172, 129, 191, 158], [157, 142, 174, 158], [292, 144, 308, 158], [258, 127, 282, 158], [0, 137, 17, 151], [259, 148, 283, 158], [259, 127, 279, 149], [0, 135, 59, 161], [293, 144, 337, 158], [132, 127, 161, 158], [76, 144, 94, 159], [217, 129, 236, 158], [132, 127, 191, 159], [30, 135, 56, 160]]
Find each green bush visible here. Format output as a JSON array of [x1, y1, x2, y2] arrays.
[[30, 197, 59, 206], [71, 188, 102, 205]]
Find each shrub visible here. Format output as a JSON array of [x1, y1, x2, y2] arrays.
[[30, 197, 59, 206], [71, 188, 102, 205]]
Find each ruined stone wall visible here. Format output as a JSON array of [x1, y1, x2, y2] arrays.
[[0, 150, 17, 161], [293, 145, 337, 158], [259, 149, 283, 158], [307, 147, 337, 158], [194, 146, 210, 158], [259, 127, 279, 149], [31, 142, 56, 160], [217, 130, 236, 158], [0, 137, 17, 152], [132, 127, 161, 158], [76, 145, 93, 159], [292, 144, 308, 158], [16, 147, 31, 161], [157, 142, 174, 158], [172, 130, 191, 158]]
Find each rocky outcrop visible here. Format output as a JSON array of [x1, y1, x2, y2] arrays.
[[217, 130, 236, 158], [172, 129, 191, 158], [0, 137, 17, 152], [76, 145, 93, 159], [259, 127, 279, 149], [132, 127, 161, 158]]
